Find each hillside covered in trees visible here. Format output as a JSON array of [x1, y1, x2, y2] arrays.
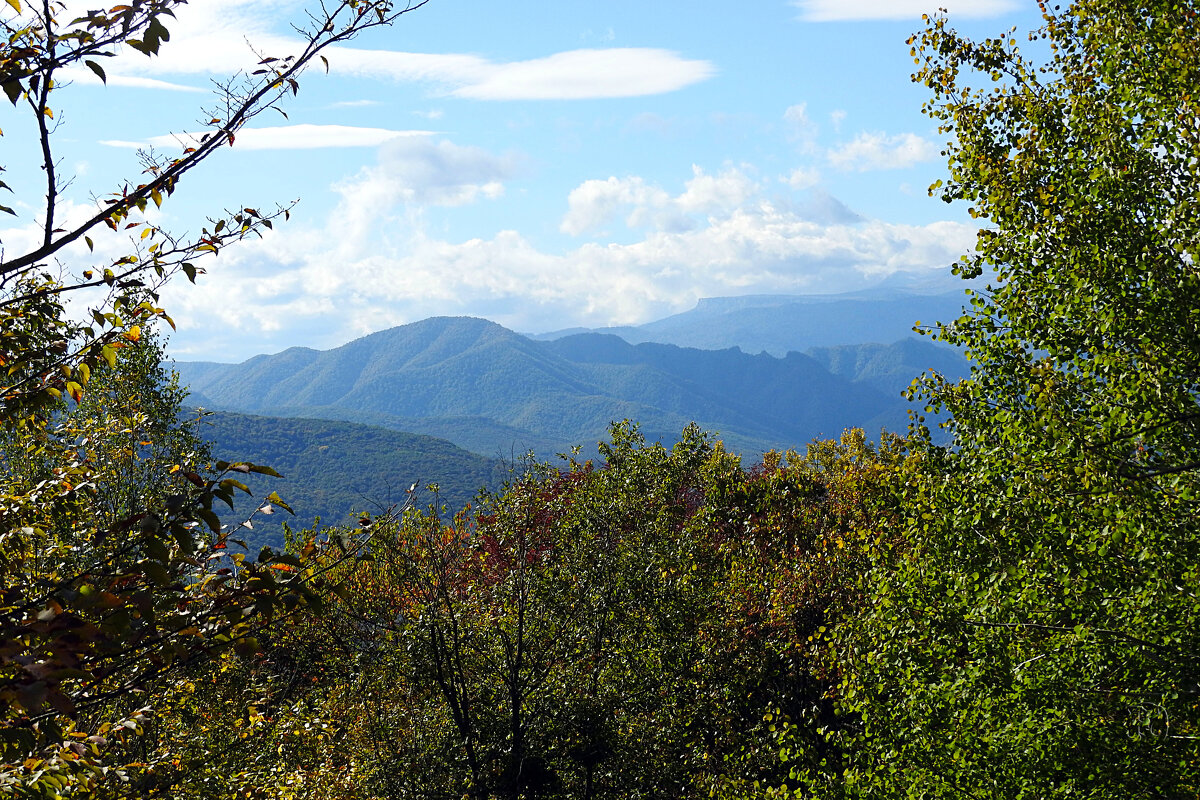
[[1, 1, 1198, 798], [197, 412, 506, 552], [176, 316, 967, 460]]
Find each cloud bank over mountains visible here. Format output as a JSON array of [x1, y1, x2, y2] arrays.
[[159, 153, 975, 359]]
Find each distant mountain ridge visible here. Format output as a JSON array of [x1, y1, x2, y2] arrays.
[[175, 313, 969, 461], [531, 288, 969, 356]]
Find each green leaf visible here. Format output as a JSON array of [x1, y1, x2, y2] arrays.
[[84, 60, 107, 84], [196, 506, 221, 534], [2, 80, 21, 106], [265, 491, 293, 515]]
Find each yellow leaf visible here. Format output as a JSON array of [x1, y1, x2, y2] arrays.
[[124, 325, 141, 343]]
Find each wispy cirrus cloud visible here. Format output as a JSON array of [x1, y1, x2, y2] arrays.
[[61, 67, 206, 93], [80, 0, 715, 101], [792, 0, 1020, 21], [325, 46, 716, 100], [100, 124, 435, 151]]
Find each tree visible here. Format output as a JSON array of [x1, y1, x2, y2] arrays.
[[0, 1, 431, 794], [829, 2, 1200, 796]]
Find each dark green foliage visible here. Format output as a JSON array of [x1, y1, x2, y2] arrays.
[[197, 411, 505, 551]]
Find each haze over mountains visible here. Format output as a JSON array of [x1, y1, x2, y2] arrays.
[[179, 290, 971, 465], [531, 288, 972, 356]]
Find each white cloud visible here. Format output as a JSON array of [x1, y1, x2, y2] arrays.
[[61, 67, 206, 92], [793, 0, 1020, 21], [561, 176, 672, 236], [784, 103, 819, 151], [327, 46, 714, 100], [827, 132, 939, 171], [782, 167, 821, 189], [317, 48, 492, 86], [676, 165, 757, 215], [341, 137, 517, 207], [561, 166, 757, 236], [100, 124, 435, 151], [65, 0, 714, 102], [325, 137, 518, 249], [91, 0, 298, 78], [329, 99, 382, 109], [449, 48, 715, 100]]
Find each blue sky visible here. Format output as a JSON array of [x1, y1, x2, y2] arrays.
[[2, 0, 1043, 361]]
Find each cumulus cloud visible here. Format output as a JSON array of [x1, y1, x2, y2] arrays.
[[676, 166, 757, 215], [827, 132, 939, 171], [792, 0, 1020, 21], [100, 124, 435, 151], [561, 176, 673, 236], [562, 166, 758, 236]]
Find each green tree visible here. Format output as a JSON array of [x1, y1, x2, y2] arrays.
[[0, 1, 432, 795], [829, 3, 1200, 796]]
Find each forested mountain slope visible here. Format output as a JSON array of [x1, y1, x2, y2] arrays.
[[197, 411, 504, 551], [176, 317, 965, 459]]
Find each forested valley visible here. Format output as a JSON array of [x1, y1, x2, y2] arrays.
[[1, 1, 1198, 797]]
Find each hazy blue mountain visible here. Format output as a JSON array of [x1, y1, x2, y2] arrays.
[[176, 317, 929, 461], [198, 411, 505, 552], [806, 338, 971, 397], [532, 289, 970, 355]]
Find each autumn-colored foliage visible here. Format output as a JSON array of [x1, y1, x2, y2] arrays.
[[172, 423, 904, 799]]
